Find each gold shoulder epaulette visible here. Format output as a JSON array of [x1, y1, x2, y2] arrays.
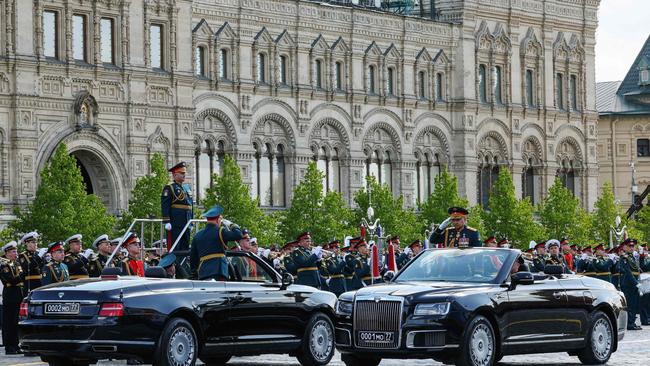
[[466, 226, 477, 232]]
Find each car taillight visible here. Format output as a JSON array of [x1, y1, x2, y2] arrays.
[[99, 302, 124, 317], [19, 301, 29, 319]]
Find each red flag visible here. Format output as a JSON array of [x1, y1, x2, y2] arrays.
[[387, 244, 397, 272], [361, 225, 366, 240], [371, 244, 380, 280]]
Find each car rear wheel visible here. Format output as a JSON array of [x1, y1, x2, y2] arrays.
[[297, 312, 335, 366], [155, 317, 198, 366], [199, 355, 232, 365], [456, 315, 496, 366], [340, 353, 381, 366], [577, 311, 613, 365]]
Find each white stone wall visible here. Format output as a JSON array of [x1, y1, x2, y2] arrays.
[[0, 0, 600, 220]]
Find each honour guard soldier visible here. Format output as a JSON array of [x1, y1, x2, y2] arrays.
[[64, 234, 89, 280], [576, 247, 596, 277], [1, 241, 25, 354], [318, 243, 330, 292], [429, 207, 481, 248], [593, 244, 614, 284], [190, 206, 243, 281], [618, 239, 642, 330], [342, 241, 358, 290], [325, 240, 347, 296], [120, 232, 146, 277], [292, 232, 322, 289], [42, 242, 70, 285], [532, 241, 547, 272], [281, 241, 298, 275], [18, 231, 44, 293], [353, 240, 372, 287], [161, 162, 193, 251], [88, 234, 115, 277]]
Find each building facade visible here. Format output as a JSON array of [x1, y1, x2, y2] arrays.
[[597, 35, 650, 208], [0, 0, 600, 220]]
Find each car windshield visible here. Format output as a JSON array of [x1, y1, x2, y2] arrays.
[[394, 249, 510, 283]]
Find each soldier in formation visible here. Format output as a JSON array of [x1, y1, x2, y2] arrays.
[[1, 242, 24, 354]]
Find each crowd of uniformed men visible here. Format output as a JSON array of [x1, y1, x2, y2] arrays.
[[2, 161, 650, 357]]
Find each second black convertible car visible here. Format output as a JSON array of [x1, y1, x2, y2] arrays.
[[19, 251, 337, 366], [335, 248, 627, 366]]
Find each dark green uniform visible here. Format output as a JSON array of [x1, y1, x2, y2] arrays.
[[283, 254, 297, 276], [593, 256, 614, 284], [532, 254, 546, 273], [639, 255, 650, 325], [618, 254, 641, 329], [545, 254, 571, 274], [18, 250, 43, 293], [41, 261, 70, 285], [190, 222, 242, 280], [318, 259, 330, 292], [88, 253, 118, 277], [64, 252, 89, 280], [396, 252, 410, 270], [429, 226, 481, 248], [292, 247, 321, 289], [161, 182, 193, 251], [355, 254, 372, 286], [343, 254, 357, 290], [325, 256, 347, 296], [1, 257, 25, 354]]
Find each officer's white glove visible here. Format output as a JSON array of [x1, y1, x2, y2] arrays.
[[263, 249, 271, 258], [580, 253, 588, 261], [608, 253, 617, 262], [311, 246, 323, 259], [404, 247, 412, 256], [634, 251, 640, 259], [638, 283, 644, 296], [438, 217, 452, 231], [38, 248, 48, 258], [273, 258, 281, 269], [82, 248, 94, 259], [221, 218, 232, 227], [165, 223, 172, 231]]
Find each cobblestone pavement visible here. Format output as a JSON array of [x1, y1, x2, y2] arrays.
[[2, 327, 649, 366]]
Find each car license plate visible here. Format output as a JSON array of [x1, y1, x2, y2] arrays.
[[44, 302, 80, 315], [358, 331, 394, 343]]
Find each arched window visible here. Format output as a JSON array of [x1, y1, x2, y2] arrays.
[[195, 140, 212, 203], [479, 64, 487, 103], [330, 148, 340, 192], [366, 150, 380, 184], [195, 46, 206, 77], [570, 74, 578, 110], [436, 73, 443, 101], [219, 49, 228, 80], [315, 59, 323, 89], [335, 62, 343, 91], [522, 158, 535, 203], [477, 156, 500, 208], [381, 151, 392, 191], [525, 69, 534, 107], [279, 55, 288, 85], [315, 147, 328, 192], [273, 145, 286, 207], [415, 152, 441, 202], [418, 71, 426, 99], [252, 142, 260, 200], [556, 73, 564, 110], [368, 65, 376, 94], [493, 66, 503, 104], [387, 67, 395, 96], [257, 53, 266, 83], [558, 160, 576, 195], [259, 143, 272, 205]]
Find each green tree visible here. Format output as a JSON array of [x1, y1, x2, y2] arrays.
[[483, 169, 545, 248], [203, 155, 278, 245], [590, 182, 624, 243], [418, 168, 469, 230], [11, 143, 115, 246], [467, 206, 486, 240], [117, 153, 168, 232], [279, 162, 354, 244], [538, 178, 590, 244], [353, 176, 420, 244]]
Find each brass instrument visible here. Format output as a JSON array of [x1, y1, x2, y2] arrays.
[[521, 252, 535, 261]]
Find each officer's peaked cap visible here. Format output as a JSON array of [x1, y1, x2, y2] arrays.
[[92, 234, 110, 248], [2, 241, 18, 253], [169, 161, 187, 173], [158, 253, 176, 269], [202, 205, 224, 218], [65, 234, 83, 245], [20, 231, 39, 244]]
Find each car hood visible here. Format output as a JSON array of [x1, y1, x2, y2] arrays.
[[353, 281, 494, 299]]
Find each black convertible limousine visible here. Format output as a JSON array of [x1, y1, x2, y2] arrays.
[[18, 250, 338, 366], [335, 248, 627, 366]]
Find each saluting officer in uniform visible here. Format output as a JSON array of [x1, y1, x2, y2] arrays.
[[292, 232, 322, 289], [1, 241, 25, 354], [161, 162, 193, 251], [18, 231, 44, 293], [88, 234, 115, 277], [429, 207, 481, 248], [63, 234, 89, 280], [120, 232, 146, 277], [42, 242, 70, 285], [190, 206, 243, 281]]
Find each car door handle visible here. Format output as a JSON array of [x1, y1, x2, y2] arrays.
[[553, 291, 563, 299]]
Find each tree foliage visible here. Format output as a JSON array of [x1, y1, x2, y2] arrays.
[[483, 169, 545, 248], [11, 143, 115, 246], [537, 178, 590, 243], [353, 176, 421, 244], [117, 153, 168, 233], [590, 182, 624, 243], [203, 155, 278, 245], [418, 168, 469, 231], [279, 162, 354, 244]]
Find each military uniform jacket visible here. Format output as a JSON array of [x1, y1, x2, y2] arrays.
[[326, 256, 347, 295], [41, 261, 69, 285], [545, 254, 571, 274], [64, 252, 89, 279], [354, 254, 372, 286], [89, 253, 116, 277], [19, 250, 44, 291], [120, 257, 146, 277], [618, 255, 640, 289], [593, 256, 614, 283], [190, 223, 242, 280], [283, 254, 297, 275], [429, 226, 481, 248], [532, 255, 546, 273], [0, 258, 25, 289], [292, 247, 321, 289], [343, 254, 357, 291], [161, 183, 193, 227], [396, 252, 411, 270]]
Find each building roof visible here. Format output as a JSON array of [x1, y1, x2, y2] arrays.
[[596, 81, 621, 113], [617, 34, 650, 97]]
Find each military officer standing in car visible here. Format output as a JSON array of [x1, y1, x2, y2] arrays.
[[63, 234, 90, 280], [429, 207, 481, 248], [1, 241, 25, 354], [292, 232, 322, 289], [190, 206, 243, 281], [18, 231, 44, 294], [42, 242, 70, 285], [161, 162, 193, 251]]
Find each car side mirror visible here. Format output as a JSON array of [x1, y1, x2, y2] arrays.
[[543, 265, 564, 276], [510, 271, 534, 288], [383, 270, 395, 282], [280, 272, 294, 289]]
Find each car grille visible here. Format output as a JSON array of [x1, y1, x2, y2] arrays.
[[354, 299, 402, 349]]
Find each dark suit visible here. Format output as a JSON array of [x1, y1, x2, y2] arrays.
[[1, 258, 25, 353], [18, 250, 43, 293], [63, 252, 89, 280], [161, 182, 193, 251], [190, 223, 242, 280], [429, 226, 481, 248]]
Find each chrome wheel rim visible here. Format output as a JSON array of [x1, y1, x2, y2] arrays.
[[168, 325, 196, 366], [470, 323, 494, 366], [592, 317, 612, 361], [310, 319, 334, 362]]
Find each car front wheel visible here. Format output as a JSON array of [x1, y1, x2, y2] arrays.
[[577, 311, 614, 365], [297, 312, 335, 366], [155, 317, 198, 366], [456, 315, 496, 366]]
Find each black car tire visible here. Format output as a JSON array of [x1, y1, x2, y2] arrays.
[[296, 312, 336, 366], [154, 317, 198, 366], [199, 355, 232, 365], [456, 315, 496, 366], [577, 311, 614, 365], [340, 353, 381, 366]]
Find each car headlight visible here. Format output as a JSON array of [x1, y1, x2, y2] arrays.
[[336, 300, 353, 316], [414, 302, 450, 316]]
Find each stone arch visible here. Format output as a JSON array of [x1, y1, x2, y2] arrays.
[[413, 125, 451, 163], [194, 108, 238, 147], [521, 135, 544, 164], [251, 98, 298, 122], [477, 130, 509, 162], [554, 123, 586, 140], [193, 93, 240, 119], [413, 112, 453, 133], [476, 117, 511, 135], [363, 121, 402, 157], [147, 126, 171, 161], [309, 118, 351, 158], [252, 113, 296, 152], [363, 108, 404, 129], [309, 103, 352, 128], [72, 91, 99, 128], [520, 122, 546, 137], [556, 136, 584, 167]]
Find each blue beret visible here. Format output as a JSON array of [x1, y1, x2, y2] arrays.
[[202, 205, 224, 218], [158, 253, 176, 269]]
